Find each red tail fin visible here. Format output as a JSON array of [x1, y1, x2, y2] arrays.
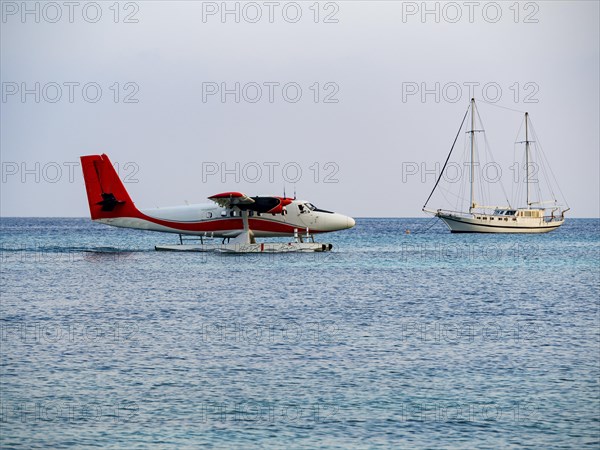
[[80, 154, 138, 220]]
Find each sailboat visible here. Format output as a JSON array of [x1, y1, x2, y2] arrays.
[[423, 98, 568, 233]]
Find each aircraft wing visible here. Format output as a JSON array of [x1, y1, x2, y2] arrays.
[[208, 192, 256, 208]]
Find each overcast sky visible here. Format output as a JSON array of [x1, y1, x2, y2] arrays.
[[1, 1, 598, 217]]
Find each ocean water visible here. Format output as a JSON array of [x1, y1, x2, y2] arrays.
[[0, 217, 598, 449]]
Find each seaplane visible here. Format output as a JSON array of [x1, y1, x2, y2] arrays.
[[80, 154, 355, 252]]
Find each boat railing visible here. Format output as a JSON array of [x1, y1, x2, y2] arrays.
[[545, 207, 568, 222], [434, 208, 473, 218]]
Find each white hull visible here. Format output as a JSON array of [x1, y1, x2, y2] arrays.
[[437, 213, 563, 234]]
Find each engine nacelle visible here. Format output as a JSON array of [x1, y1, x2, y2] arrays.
[[267, 197, 293, 214], [237, 196, 293, 215]]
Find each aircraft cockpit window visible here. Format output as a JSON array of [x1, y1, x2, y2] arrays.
[[298, 204, 304, 213], [305, 203, 316, 211]]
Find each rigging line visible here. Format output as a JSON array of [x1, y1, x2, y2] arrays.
[[512, 143, 519, 205], [431, 177, 456, 209], [512, 117, 525, 207], [437, 184, 466, 202], [529, 123, 557, 203], [412, 215, 441, 234], [524, 122, 542, 205], [451, 125, 469, 212], [475, 108, 489, 208], [456, 168, 464, 211], [437, 184, 454, 206], [457, 134, 470, 211], [531, 143, 543, 204], [475, 105, 512, 209], [513, 117, 525, 145], [423, 103, 471, 209], [516, 151, 526, 206], [477, 98, 527, 114], [533, 139, 555, 202], [530, 121, 568, 207], [456, 165, 465, 211], [480, 132, 491, 208], [420, 216, 442, 233]]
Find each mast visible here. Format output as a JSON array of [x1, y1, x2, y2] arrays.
[[525, 112, 530, 206], [469, 98, 475, 213], [422, 104, 471, 212]]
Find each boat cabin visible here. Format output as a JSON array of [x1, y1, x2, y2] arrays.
[[516, 209, 544, 218], [492, 209, 544, 218], [493, 209, 517, 216]]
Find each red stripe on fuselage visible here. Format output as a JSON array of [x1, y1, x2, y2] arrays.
[[248, 218, 318, 234], [134, 211, 244, 232], [114, 212, 317, 235]]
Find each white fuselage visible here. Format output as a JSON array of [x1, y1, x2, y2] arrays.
[[96, 199, 355, 237]]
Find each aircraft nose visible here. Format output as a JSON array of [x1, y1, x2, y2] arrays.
[[317, 212, 356, 231], [331, 213, 355, 230]]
